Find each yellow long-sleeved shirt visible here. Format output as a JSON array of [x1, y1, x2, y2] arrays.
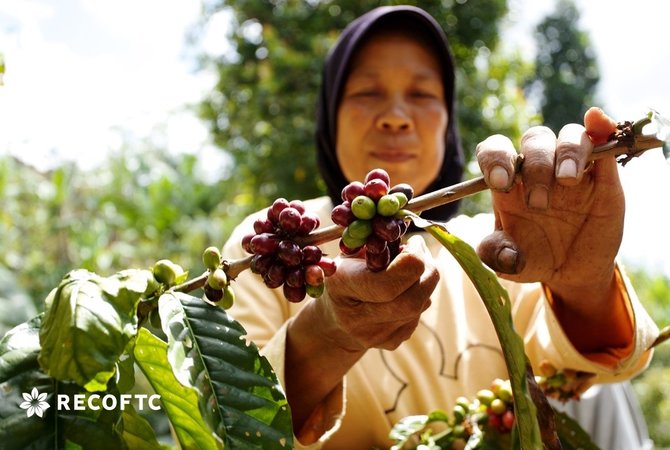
[[222, 196, 658, 449]]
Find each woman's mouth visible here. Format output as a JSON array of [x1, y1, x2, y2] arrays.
[[370, 151, 415, 163]]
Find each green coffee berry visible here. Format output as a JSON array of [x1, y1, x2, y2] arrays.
[[347, 219, 373, 240], [476, 389, 496, 406], [392, 191, 408, 208], [202, 246, 222, 270], [452, 424, 466, 438], [497, 381, 513, 402], [341, 227, 367, 250], [490, 398, 507, 415], [376, 194, 401, 217], [452, 404, 466, 423], [306, 283, 325, 298], [208, 267, 228, 290], [219, 285, 235, 309], [547, 373, 566, 388], [152, 259, 179, 285], [455, 396, 471, 411], [350, 195, 376, 220]]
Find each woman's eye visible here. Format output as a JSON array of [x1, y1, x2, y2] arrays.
[[410, 90, 437, 99], [353, 90, 380, 97]]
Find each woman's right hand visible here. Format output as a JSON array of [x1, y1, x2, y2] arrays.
[[314, 235, 439, 353], [284, 235, 438, 433]]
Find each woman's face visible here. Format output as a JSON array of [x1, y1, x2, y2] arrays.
[[336, 31, 448, 195]]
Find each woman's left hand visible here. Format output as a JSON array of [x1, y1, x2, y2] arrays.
[[474, 107, 622, 296]]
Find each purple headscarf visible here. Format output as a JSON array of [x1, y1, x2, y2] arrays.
[[315, 5, 464, 222]]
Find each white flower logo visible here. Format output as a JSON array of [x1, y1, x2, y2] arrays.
[[19, 388, 50, 418]]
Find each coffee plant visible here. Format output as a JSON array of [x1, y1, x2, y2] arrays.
[[0, 112, 669, 449]]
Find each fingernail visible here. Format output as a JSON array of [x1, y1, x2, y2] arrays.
[[557, 159, 577, 179], [527, 186, 549, 210], [497, 247, 518, 273], [489, 166, 510, 190]]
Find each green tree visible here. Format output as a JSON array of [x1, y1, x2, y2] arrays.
[[530, 0, 600, 133], [0, 142, 233, 315], [196, 0, 536, 216], [628, 269, 670, 447]]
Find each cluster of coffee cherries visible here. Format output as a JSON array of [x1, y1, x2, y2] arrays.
[[201, 246, 236, 309], [477, 379, 516, 434], [447, 378, 516, 448], [331, 168, 413, 272], [535, 360, 593, 401], [242, 198, 337, 302]]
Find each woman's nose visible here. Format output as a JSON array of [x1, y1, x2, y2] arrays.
[[375, 99, 413, 132]]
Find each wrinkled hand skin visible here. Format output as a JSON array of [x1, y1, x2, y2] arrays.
[[284, 235, 439, 434], [474, 107, 623, 293], [317, 235, 439, 353]]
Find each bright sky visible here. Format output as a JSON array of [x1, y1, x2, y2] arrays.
[[1, 0, 669, 276]]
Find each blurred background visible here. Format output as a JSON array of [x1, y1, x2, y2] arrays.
[[1, 0, 669, 446]]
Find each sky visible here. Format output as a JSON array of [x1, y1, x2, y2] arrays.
[[1, 0, 669, 276]]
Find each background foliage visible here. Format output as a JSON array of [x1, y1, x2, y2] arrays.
[[1, 0, 669, 447], [195, 0, 538, 217], [527, 0, 600, 133]]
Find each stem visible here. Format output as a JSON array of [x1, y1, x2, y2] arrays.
[[405, 176, 491, 215], [226, 255, 254, 280], [176, 133, 663, 292], [174, 271, 208, 292], [298, 133, 662, 247], [651, 325, 670, 349]]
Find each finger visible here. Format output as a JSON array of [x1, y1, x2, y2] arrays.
[[390, 235, 440, 296], [327, 237, 427, 303], [476, 230, 526, 274], [378, 319, 421, 351], [583, 107, 618, 145], [475, 134, 518, 191], [520, 126, 556, 210], [555, 123, 593, 186]]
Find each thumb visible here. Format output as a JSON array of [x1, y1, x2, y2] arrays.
[[476, 230, 526, 274]]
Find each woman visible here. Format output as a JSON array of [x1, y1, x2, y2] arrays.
[[222, 5, 658, 449]]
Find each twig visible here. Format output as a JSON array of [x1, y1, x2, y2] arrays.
[[650, 325, 670, 349], [181, 133, 664, 289], [301, 133, 663, 244], [174, 271, 209, 292]]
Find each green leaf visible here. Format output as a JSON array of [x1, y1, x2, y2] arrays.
[[0, 316, 128, 450], [0, 315, 55, 449], [38, 269, 151, 391], [159, 291, 293, 449], [426, 409, 450, 423], [115, 349, 136, 393], [554, 411, 600, 449], [134, 328, 223, 450], [59, 413, 128, 450], [65, 441, 83, 450], [389, 414, 429, 449], [409, 214, 543, 449], [649, 109, 670, 163], [118, 403, 169, 450]]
